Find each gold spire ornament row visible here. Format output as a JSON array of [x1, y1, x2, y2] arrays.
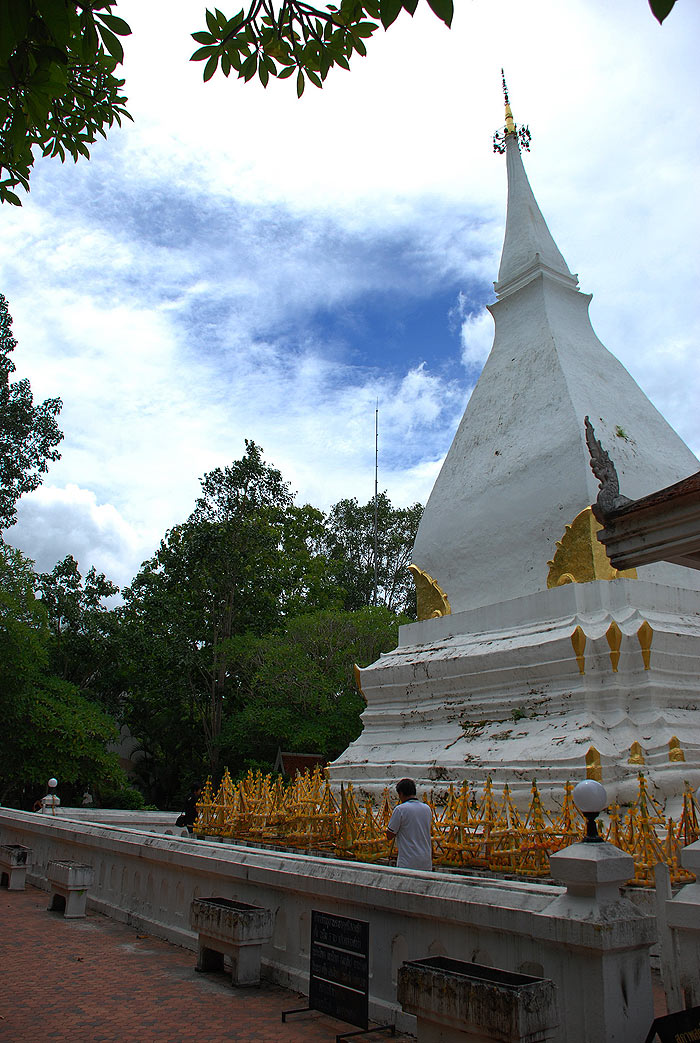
[[192, 767, 699, 887], [568, 618, 654, 674]]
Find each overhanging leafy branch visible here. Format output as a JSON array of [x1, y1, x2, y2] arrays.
[[190, 0, 453, 97], [0, 1, 132, 205]]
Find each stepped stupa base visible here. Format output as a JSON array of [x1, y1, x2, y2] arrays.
[[329, 580, 700, 813]]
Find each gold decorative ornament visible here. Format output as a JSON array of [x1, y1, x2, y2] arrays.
[[571, 625, 586, 674], [353, 664, 367, 705], [628, 741, 645, 765], [547, 507, 637, 588], [668, 736, 685, 763], [606, 620, 622, 672], [637, 621, 653, 670], [586, 746, 602, 781], [409, 564, 451, 621]]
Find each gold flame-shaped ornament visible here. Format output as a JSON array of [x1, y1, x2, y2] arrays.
[[637, 621, 653, 670], [606, 620, 622, 672], [586, 746, 602, 781], [353, 664, 367, 704], [409, 564, 451, 621], [547, 507, 637, 588], [628, 741, 645, 765], [668, 736, 685, 762], [571, 625, 586, 674]]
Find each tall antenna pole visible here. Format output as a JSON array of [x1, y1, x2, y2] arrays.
[[373, 401, 379, 606]]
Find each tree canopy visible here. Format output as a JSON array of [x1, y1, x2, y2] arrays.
[[0, 0, 678, 203], [0, 423, 420, 807], [0, 293, 63, 529], [0, 540, 132, 806]]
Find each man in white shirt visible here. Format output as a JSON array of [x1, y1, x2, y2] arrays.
[[385, 778, 433, 870]]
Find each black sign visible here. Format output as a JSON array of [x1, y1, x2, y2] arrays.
[[308, 910, 369, 1031], [645, 1006, 700, 1043]]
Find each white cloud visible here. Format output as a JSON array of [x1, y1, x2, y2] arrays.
[[458, 303, 494, 370], [0, 0, 697, 584], [7, 485, 145, 588]]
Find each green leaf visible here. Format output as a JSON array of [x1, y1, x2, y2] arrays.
[[380, 0, 402, 29], [95, 12, 132, 37], [296, 69, 305, 97], [34, 0, 71, 47], [191, 45, 216, 61], [203, 52, 219, 81], [259, 62, 269, 87], [192, 31, 215, 44], [648, 0, 676, 22], [426, 0, 453, 26], [278, 64, 295, 78], [402, 0, 419, 15], [241, 52, 257, 81], [225, 12, 245, 34], [307, 70, 322, 88], [97, 23, 124, 63], [205, 9, 219, 35]]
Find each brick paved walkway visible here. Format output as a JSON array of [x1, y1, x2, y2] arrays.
[[0, 886, 414, 1042]]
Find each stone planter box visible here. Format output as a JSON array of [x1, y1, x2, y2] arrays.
[[0, 844, 32, 891], [190, 896, 275, 987], [397, 956, 558, 1043], [47, 860, 94, 918]]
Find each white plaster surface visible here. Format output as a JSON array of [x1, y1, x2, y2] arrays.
[[412, 133, 700, 616], [0, 810, 658, 1043]]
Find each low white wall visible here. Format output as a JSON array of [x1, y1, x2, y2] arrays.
[[0, 809, 655, 1042], [38, 808, 183, 836]]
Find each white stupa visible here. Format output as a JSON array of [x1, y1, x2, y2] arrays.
[[330, 92, 700, 809]]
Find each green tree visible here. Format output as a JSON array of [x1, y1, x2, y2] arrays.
[[325, 491, 422, 616], [37, 553, 119, 701], [0, 292, 63, 529], [220, 604, 405, 773], [0, 539, 130, 806], [0, 1, 131, 205], [117, 440, 341, 796]]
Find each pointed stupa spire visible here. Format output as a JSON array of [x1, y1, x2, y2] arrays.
[[408, 84, 700, 617], [493, 74, 578, 298]]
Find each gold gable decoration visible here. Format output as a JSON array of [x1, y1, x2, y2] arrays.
[[547, 507, 637, 588], [409, 564, 452, 621]]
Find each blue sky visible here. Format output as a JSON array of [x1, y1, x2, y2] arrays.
[[1, 0, 698, 588]]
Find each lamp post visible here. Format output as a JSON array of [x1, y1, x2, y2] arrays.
[[46, 777, 58, 816], [573, 779, 607, 843]]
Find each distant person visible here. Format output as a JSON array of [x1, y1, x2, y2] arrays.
[[385, 778, 433, 870], [178, 784, 202, 834], [82, 789, 94, 807]]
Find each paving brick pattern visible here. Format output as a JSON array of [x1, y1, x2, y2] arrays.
[[0, 886, 414, 1042]]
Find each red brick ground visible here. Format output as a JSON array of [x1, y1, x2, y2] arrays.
[[0, 885, 414, 1042]]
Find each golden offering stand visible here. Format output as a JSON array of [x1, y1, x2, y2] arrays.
[[192, 764, 699, 886]]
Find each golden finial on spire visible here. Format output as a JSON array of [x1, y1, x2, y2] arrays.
[[493, 70, 531, 154], [502, 69, 516, 134]]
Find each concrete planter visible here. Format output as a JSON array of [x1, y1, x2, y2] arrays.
[[397, 956, 558, 1043], [0, 844, 32, 891], [47, 860, 94, 918], [190, 896, 275, 987]]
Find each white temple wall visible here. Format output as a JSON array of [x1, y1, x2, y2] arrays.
[[0, 809, 656, 1042]]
